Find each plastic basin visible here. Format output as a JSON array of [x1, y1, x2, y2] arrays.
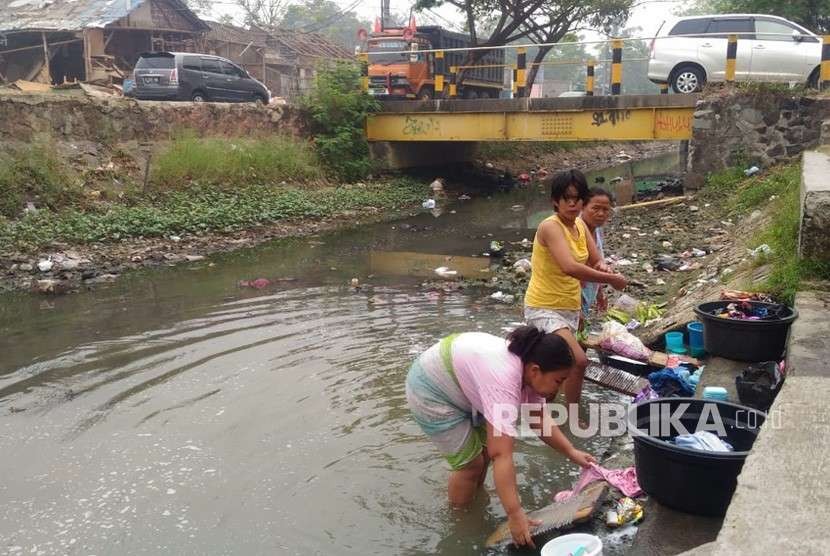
[[630, 398, 766, 516], [693, 301, 798, 362], [541, 533, 603, 556]]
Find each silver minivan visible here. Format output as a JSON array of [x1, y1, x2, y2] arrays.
[[648, 15, 822, 93]]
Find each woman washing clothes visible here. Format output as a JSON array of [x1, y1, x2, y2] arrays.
[[406, 326, 596, 547], [580, 187, 615, 321], [525, 170, 628, 408]]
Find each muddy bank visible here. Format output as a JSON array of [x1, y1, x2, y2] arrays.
[[0, 204, 412, 295], [475, 141, 679, 178], [424, 189, 760, 338]]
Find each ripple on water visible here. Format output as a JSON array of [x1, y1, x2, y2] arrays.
[[0, 285, 622, 555]]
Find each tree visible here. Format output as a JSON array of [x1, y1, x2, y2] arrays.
[[518, 0, 631, 95], [682, 0, 830, 33], [415, 0, 633, 95], [594, 26, 659, 94], [281, 0, 371, 51], [237, 0, 288, 31], [534, 34, 590, 92]]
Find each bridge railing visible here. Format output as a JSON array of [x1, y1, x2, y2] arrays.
[[358, 32, 830, 98]]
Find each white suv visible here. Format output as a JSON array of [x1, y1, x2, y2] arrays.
[[648, 14, 822, 93]]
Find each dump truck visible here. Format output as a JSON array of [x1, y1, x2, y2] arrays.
[[366, 25, 505, 100]]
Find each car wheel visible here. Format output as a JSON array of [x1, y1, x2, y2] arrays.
[[191, 91, 207, 102], [417, 88, 433, 101], [254, 94, 267, 105], [672, 65, 705, 94]]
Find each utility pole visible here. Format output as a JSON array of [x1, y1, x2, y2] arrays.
[[380, 0, 390, 30]]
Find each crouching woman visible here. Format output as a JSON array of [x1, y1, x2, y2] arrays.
[[405, 326, 596, 547]]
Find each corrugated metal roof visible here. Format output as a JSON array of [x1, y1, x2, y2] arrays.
[[268, 27, 353, 60], [0, 0, 208, 33], [205, 21, 267, 49]]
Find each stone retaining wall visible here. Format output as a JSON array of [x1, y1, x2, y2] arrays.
[[687, 91, 830, 188], [0, 92, 297, 144]]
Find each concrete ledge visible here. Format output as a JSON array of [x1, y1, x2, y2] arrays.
[[377, 94, 700, 114], [799, 148, 830, 260], [680, 290, 830, 555]]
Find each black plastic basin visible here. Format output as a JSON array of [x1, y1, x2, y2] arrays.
[[630, 398, 766, 516], [693, 301, 798, 362]]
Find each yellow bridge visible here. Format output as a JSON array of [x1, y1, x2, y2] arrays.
[[366, 95, 699, 142]]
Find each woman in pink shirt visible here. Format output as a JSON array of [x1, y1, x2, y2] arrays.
[[406, 326, 596, 548]]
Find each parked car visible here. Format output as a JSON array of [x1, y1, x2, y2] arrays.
[[132, 52, 271, 103], [648, 15, 822, 93]]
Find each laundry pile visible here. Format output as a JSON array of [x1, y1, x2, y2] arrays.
[[710, 301, 785, 321], [672, 430, 733, 452]]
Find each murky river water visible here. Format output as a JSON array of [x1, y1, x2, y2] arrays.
[[0, 153, 680, 555]]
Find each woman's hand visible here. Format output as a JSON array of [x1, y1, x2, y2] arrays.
[[594, 260, 612, 273], [567, 448, 597, 468], [608, 273, 628, 291], [508, 509, 542, 548]]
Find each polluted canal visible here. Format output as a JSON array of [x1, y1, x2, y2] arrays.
[[0, 154, 681, 555]]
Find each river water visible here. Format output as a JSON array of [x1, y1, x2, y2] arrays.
[[0, 153, 680, 555]]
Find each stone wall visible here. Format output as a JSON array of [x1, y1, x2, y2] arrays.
[[687, 91, 830, 188], [0, 92, 298, 144]]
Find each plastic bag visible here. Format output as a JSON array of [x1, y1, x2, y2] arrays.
[[599, 321, 652, 361]]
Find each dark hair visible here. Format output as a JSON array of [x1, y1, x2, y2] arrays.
[[507, 326, 574, 371], [550, 169, 589, 206], [586, 186, 615, 205]]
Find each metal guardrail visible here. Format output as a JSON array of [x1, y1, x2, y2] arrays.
[[358, 31, 830, 97]]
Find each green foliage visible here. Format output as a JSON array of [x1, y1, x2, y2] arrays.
[[0, 178, 424, 250], [0, 143, 83, 218], [281, 0, 370, 51], [301, 62, 379, 182], [151, 134, 323, 188], [683, 0, 830, 33], [703, 163, 830, 302]]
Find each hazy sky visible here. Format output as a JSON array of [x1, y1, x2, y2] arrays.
[[210, 0, 686, 46]]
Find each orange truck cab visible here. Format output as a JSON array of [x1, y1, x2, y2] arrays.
[[366, 25, 505, 100]]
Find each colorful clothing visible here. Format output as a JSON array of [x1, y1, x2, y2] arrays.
[[581, 226, 605, 318], [406, 333, 545, 470], [525, 215, 589, 312]]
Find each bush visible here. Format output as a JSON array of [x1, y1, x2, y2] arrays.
[[0, 142, 83, 218], [151, 134, 323, 188], [301, 62, 379, 181]]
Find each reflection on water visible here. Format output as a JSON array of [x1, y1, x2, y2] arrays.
[[0, 152, 673, 555]]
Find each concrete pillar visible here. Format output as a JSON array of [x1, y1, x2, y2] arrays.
[[799, 148, 830, 261]]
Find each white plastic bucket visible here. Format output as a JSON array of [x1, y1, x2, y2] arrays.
[[540, 533, 603, 556]]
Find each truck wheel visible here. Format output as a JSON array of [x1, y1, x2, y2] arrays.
[[417, 88, 434, 101], [191, 91, 207, 102]]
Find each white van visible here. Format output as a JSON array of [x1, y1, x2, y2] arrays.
[[648, 14, 822, 93]]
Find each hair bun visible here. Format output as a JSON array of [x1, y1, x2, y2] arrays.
[[507, 325, 546, 359]]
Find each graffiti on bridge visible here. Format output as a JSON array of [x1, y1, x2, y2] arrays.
[[655, 112, 693, 134], [591, 110, 632, 127], [402, 115, 441, 136]]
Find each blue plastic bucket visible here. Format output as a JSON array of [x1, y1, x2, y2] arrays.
[[687, 321, 705, 357], [665, 331, 686, 354]]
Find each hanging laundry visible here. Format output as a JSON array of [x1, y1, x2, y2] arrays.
[[553, 464, 642, 502], [673, 431, 733, 452]]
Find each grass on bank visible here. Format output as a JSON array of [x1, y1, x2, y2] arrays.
[[0, 136, 424, 250], [0, 143, 85, 219], [704, 163, 830, 303], [151, 134, 324, 187]]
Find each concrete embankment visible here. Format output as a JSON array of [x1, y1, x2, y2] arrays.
[[677, 145, 830, 555]]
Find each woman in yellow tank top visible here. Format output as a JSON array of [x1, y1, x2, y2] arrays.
[[524, 169, 628, 408]]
